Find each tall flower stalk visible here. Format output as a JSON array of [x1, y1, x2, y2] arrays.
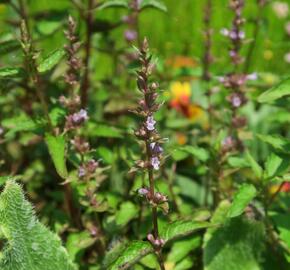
[[132, 38, 166, 270]]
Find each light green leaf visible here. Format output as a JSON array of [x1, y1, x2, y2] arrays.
[[265, 153, 290, 180], [88, 123, 123, 138], [109, 241, 153, 270], [245, 150, 263, 179], [140, 0, 167, 12], [0, 181, 76, 270], [256, 134, 290, 154], [160, 220, 211, 243], [115, 201, 138, 227], [45, 133, 68, 179], [0, 67, 25, 78], [181, 145, 209, 162], [37, 49, 66, 73], [227, 184, 257, 218], [258, 77, 290, 103], [98, 0, 129, 10]]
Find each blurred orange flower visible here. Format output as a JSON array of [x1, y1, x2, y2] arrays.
[[269, 182, 290, 194]]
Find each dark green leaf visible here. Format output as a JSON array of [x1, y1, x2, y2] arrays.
[[45, 133, 68, 179], [257, 133, 290, 154], [0, 67, 25, 78]]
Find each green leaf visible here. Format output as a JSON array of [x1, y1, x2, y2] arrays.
[[66, 231, 96, 262], [227, 184, 257, 218], [181, 145, 209, 162], [98, 0, 129, 10], [37, 49, 66, 73], [140, 0, 167, 12], [45, 133, 68, 179], [245, 150, 263, 179], [203, 216, 265, 270], [115, 201, 138, 227], [265, 153, 290, 180], [271, 213, 290, 250], [160, 220, 211, 243], [258, 77, 290, 103], [87, 123, 123, 138], [109, 241, 153, 270], [0, 181, 76, 270], [0, 40, 21, 56], [256, 134, 290, 154], [0, 67, 25, 78]]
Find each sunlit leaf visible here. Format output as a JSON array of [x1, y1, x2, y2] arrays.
[[227, 184, 257, 218], [37, 49, 66, 73]]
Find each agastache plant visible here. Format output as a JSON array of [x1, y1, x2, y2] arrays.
[[132, 38, 166, 270], [220, 0, 255, 152]]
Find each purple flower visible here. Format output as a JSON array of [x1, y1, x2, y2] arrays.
[[238, 31, 245, 39], [138, 187, 149, 196], [146, 116, 156, 131], [78, 166, 86, 178], [232, 95, 242, 107], [72, 109, 88, 124], [150, 142, 163, 154], [124, 30, 137, 42], [151, 156, 160, 170]]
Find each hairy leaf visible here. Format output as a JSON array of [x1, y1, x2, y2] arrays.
[[227, 184, 257, 218], [108, 241, 153, 270], [0, 181, 76, 270], [45, 133, 68, 179], [160, 220, 211, 243]]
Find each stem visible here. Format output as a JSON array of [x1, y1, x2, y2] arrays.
[[145, 141, 165, 270], [81, 0, 94, 107]]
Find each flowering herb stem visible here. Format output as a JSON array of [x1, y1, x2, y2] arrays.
[[80, 0, 94, 107]]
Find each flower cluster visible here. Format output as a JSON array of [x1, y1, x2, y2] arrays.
[[122, 0, 142, 43], [132, 39, 166, 265]]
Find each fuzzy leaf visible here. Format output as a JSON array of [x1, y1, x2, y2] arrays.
[[45, 133, 68, 179], [109, 241, 153, 270], [140, 0, 167, 12], [0, 181, 76, 270], [204, 201, 265, 270], [160, 220, 211, 243], [258, 77, 290, 103], [227, 184, 257, 218], [37, 49, 66, 73], [98, 0, 129, 10]]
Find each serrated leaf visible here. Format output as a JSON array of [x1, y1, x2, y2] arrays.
[[256, 133, 290, 153], [0, 181, 76, 270], [258, 77, 290, 103], [203, 216, 265, 270], [160, 220, 211, 243], [37, 49, 66, 73], [227, 184, 257, 218], [0, 67, 25, 78], [140, 0, 167, 12], [45, 133, 68, 179], [98, 0, 129, 10], [245, 150, 263, 179], [109, 241, 153, 270]]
